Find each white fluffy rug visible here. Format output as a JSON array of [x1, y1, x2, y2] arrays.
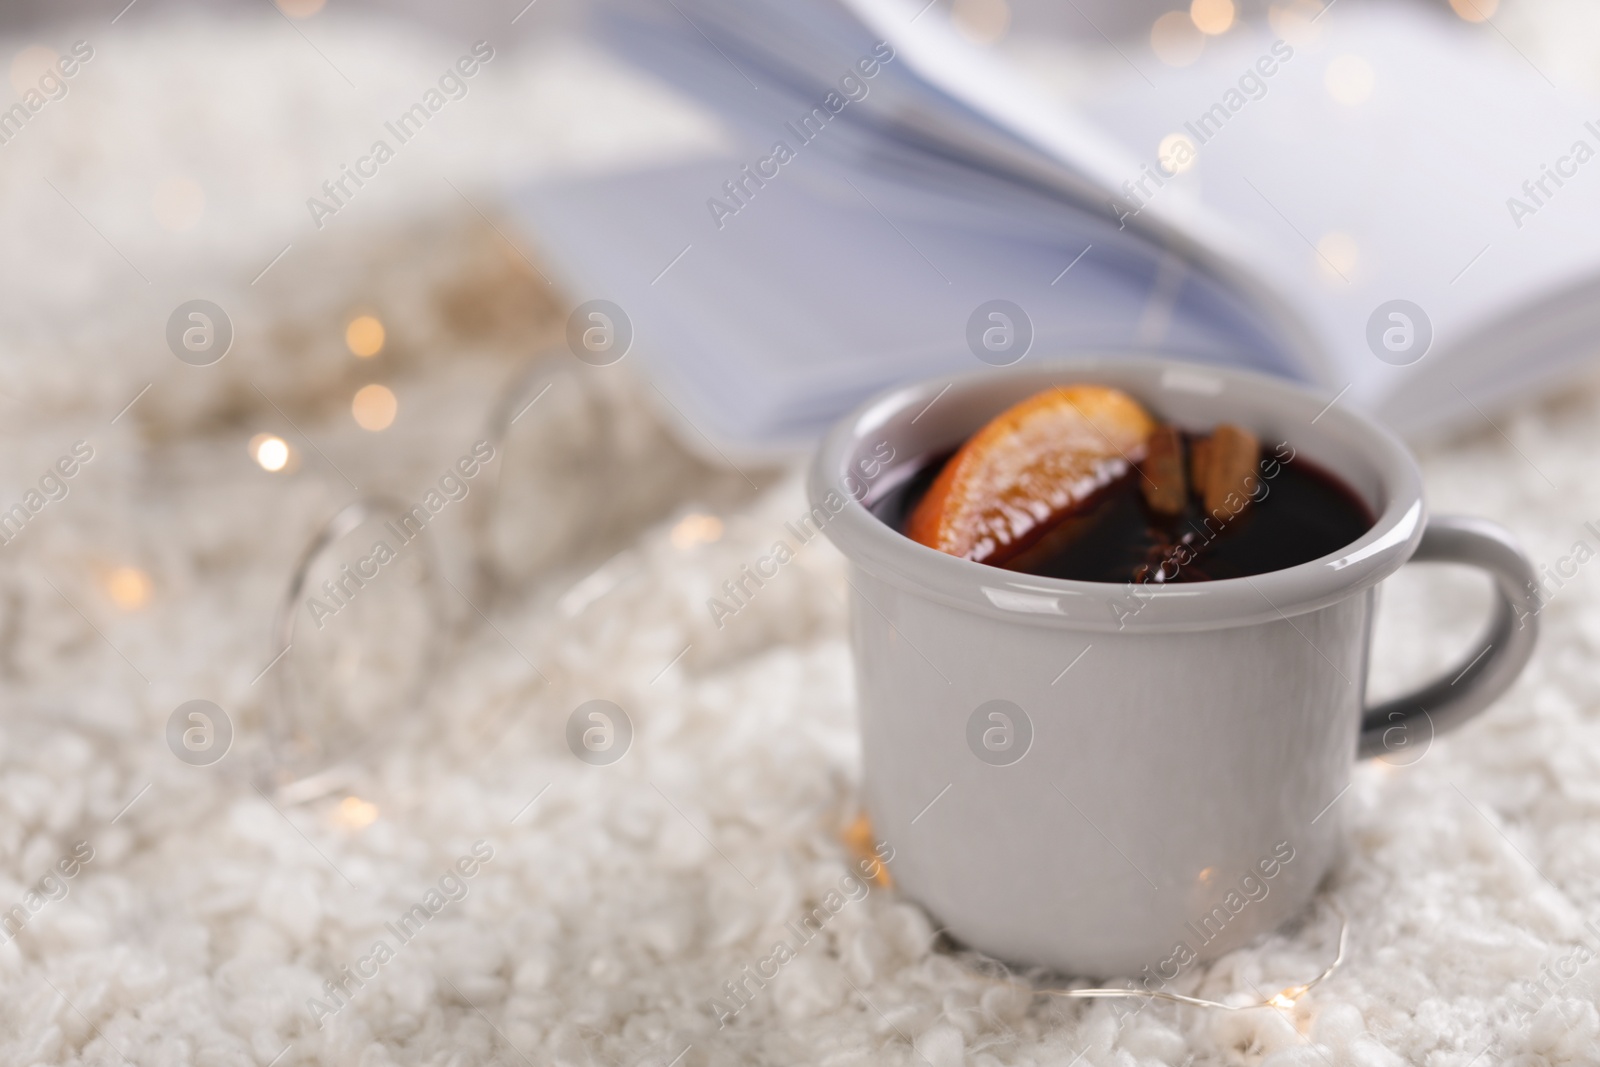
[[3, 9, 1600, 1067]]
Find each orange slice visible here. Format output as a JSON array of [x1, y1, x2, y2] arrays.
[[907, 385, 1156, 563]]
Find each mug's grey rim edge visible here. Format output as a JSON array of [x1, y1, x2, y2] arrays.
[[807, 356, 1426, 633]]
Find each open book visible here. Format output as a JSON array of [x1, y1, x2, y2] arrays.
[[511, 0, 1600, 459]]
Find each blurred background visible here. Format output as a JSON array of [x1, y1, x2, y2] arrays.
[[1, 1, 1598, 1064]]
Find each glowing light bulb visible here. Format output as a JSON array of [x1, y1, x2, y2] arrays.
[[952, 0, 1011, 45], [842, 812, 894, 889], [332, 796, 379, 829], [1158, 133, 1198, 175], [249, 433, 291, 472], [670, 513, 724, 550], [1190, 0, 1235, 35], [105, 566, 153, 611], [352, 384, 397, 432], [345, 315, 385, 358], [1448, 0, 1497, 21], [1316, 231, 1359, 281], [1269, 984, 1308, 1010]]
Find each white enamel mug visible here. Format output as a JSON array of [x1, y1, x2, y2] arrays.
[[809, 359, 1539, 976]]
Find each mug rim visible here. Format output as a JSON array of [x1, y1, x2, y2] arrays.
[[808, 357, 1426, 633]]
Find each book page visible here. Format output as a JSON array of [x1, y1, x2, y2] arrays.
[[1042, 4, 1600, 432]]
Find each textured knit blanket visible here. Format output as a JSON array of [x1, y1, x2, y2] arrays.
[[1, 8, 1599, 1066]]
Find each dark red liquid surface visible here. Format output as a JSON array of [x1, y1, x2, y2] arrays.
[[870, 442, 1376, 584]]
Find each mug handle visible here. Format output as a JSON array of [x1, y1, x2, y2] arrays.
[[1358, 515, 1540, 760]]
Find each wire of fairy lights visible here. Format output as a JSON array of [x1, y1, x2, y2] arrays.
[[1037, 903, 1348, 1012]]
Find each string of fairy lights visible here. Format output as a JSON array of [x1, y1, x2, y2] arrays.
[[246, 313, 394, 476]]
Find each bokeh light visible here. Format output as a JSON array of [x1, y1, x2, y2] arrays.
[[1190, 0, 1236, 36], [1449, 0, 1498, 22], [1158, 132, 1198, 175], [952, 0, 1011, 46], [1151, 11, 1206, 67], [1316, 231, 1359, 281], [842, 813, 894, 888], [670, 513, 724, 550], [331, 796, 379, 829], [346, 314, 385, 358], [104, 566, 153, 611], [275, 0, 326, 17], [249, 433, 291, 472], [352, 384, 398, 431]]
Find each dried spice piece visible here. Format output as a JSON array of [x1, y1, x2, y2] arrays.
[[1139, 424, 1187, 516], [1196, 423, 1260, 518], [907, 385, 1155, 563]]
